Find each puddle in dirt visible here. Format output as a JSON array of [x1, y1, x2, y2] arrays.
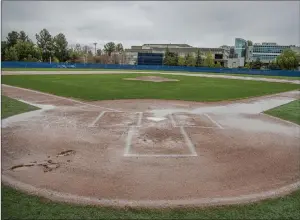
[[11, 159, 61, 173], [57, 150, 76, 157]]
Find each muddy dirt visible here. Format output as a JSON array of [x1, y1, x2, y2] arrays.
[[1, 84, 300, 208]]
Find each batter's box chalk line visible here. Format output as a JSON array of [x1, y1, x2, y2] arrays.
[[123, 126, 198, 158], [88, 111, 142, 128], [170, 113, 224, 129]]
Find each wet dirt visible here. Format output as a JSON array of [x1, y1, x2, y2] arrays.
[[1, 84, 300, 207]]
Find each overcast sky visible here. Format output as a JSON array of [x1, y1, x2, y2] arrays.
[[1, 1, 300, 49]]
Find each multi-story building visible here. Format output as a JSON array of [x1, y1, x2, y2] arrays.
[[125, 44, 228, 66], [234, 38, 247, 58], [246, 42, 295, 64]]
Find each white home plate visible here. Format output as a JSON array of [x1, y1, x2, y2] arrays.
[[147, 117, 167, 122]]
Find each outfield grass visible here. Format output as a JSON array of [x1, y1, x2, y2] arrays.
[[2, 67, 300, 80], [1, 96, 300, 219], [2, 74, 299, 102]]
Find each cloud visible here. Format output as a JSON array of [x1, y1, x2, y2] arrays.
[[2, 1, 299, 49]]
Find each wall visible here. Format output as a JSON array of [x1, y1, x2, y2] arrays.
[[1, 61, 300, 77]]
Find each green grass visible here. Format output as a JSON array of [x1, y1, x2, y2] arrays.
[[2, 74, 299, 102], [1, 93, 300, 219], [265, 99, 300, 124], [1, 95, 39, 119], [3, 67, 300, 80]]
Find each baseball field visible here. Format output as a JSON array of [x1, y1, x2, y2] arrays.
[[1, 70, 300, 219]]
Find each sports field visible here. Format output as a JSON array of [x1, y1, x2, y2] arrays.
[[1, 71, 300, 219]]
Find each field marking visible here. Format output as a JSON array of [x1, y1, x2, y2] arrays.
[[88, 111, 106, 127], [169, 114, 177, 127], [180, 126, 198, 156], [137, 112, 143, 127], [2, 84, 122, 112], [203, 113, 224, 129], [124, 127, 135, 155]]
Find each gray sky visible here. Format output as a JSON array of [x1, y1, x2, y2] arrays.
[[1, 1, 300, 49]]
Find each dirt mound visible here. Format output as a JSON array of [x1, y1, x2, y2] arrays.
[[123, 76, 179, 82]]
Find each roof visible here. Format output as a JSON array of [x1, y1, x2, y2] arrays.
[[142, 44, 192, 47]]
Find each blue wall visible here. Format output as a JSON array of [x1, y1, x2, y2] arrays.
[[2, 61, 300, 77]]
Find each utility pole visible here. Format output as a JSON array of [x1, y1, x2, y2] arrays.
[[93, 42, 97, 55]]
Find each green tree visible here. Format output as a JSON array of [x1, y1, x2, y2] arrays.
[[6, 31, 20, 48], [184, 53, 195, 67], [19, 31, 31, 43], [5, 47, 19, 61], [1, 41, 8, 60], [252, 58, 262, 69], [52, 57, 59, 63], [178, 56, 185, 66], [53, 33, 69, 62], [215, 62, 222, 68], [245, 63, 250, 69], [195, 49, 203, 67], [104, 42, 116, 56], [247, 40, 253, 46], [14, 40, 36, 61], [276, 49, 299, 70], [204, 52, 215, 67], [116, 43, 124, 52], [36, 29, 54, 62], [96, 49, 102, 56]]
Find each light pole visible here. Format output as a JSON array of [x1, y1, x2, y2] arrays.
[[93, 42, 97, 55]]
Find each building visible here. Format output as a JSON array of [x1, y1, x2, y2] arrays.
[[125, 44, 228, 66], [234, 38, 247, 58]]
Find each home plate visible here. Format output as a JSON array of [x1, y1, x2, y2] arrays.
[[147, 117, 166, 122]]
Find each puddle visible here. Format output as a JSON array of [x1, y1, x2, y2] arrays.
[[57, 150, 76, 157], [10, 164, 35, 171]]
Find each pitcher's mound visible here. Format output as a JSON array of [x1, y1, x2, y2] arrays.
[[124, 76, 179, 82]]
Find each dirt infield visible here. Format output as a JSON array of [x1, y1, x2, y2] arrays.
[[2, 84, 300, 208]]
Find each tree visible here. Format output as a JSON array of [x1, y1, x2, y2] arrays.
[[195, 49, 203, 67], [245, 63, 250, 69], [178, 56, 185, 66], [5, 47, 19, 61], [184, 53, 195, 67], [14, 40, 40, 61], [36, 29, 54, 62], [104, 42, 116, 56], [53, 33, 69, 62], [116, 43, 124, 52], [268, 60, 280, 70], [247, 40, 253, 46], [96, 49, 102, 56], [252, 58, 262, 69], [203, 52, 215, 67], [19, 31, 31, 43], [6, 31, 19, 48], [1, 41, 8, 60], [276, 49, 299, 70], [215, 62, 222, 68]]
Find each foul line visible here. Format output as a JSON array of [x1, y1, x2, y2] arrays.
[[204, 113, 224, 129], [2, 84, 122, 112], [88, 111, 106, 127]]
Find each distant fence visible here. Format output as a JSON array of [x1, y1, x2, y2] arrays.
[[2, 61, 300, 77]]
